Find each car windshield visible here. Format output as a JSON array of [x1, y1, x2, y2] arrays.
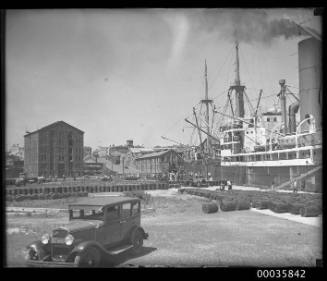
[[69, 206, 104, 220]]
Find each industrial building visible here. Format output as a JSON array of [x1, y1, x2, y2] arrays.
[[83, 146, 92, 158], [134, 149, 182, 176], [24, 121, 84, 178], [83, 154, 104, 175]]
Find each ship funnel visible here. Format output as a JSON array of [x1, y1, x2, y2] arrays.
[[298, 37, 321, 130]]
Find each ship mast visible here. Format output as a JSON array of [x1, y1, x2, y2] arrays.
[[234, 41, 241, 86], [228, 41, 245, 123], [201, 60, 213, 155]]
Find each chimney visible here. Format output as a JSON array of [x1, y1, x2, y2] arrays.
[[126, 139, 134, 148]]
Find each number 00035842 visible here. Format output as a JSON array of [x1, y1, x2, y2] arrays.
[[257, 269, 306, 279]]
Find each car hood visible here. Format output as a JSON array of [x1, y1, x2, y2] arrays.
[[58, 220, 104, 233]]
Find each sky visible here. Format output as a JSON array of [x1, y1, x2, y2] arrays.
[[6, 8, 321, 149]]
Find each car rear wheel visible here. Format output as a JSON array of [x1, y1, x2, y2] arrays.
[[74, 247, 101, 267], [131, 229, 144, 254]]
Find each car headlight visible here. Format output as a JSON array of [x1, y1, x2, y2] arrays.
[[41, 233, 50, 244], [65, 234, 74, 246]]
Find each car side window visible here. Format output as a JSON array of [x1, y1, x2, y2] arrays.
[[131, 202, 140, 216], [106, 205, 119, 221], [121, 203, 131, 219]]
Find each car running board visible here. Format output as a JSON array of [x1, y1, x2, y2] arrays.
[[107, 244, 134, 255]]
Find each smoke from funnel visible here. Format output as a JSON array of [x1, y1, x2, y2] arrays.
[[191, 9, 307, 44]]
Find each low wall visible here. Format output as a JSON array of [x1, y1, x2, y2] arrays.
[[5, 182, 169, 198]]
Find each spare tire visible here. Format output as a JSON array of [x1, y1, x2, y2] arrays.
[[202, 202, 218, 214]]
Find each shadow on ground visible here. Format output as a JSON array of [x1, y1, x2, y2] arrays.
[[101, 246, 157, 267]]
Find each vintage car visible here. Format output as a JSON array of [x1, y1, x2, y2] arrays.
[[100, 175, 112, 182], [24, 196, 148, 267], [15, 177, 26, 187]]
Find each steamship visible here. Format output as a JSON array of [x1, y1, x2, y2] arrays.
[[216, 36, 322, 192], [182, 33, 322, 192]]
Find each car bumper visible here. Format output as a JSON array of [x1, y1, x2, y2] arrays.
[[26, 260, 77, 268]]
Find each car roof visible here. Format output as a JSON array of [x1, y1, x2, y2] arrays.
[[68, 196, 139, 208]]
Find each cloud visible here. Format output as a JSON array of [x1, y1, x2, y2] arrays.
[[190, 9, 309, 45], [163, 12, 190, 69]]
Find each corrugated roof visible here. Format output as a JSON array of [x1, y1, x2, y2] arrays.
[[135, 149, 174, 160], [130, 147, 154, 153], [24, 121, 84, 137], [69, 196, 138, 207]]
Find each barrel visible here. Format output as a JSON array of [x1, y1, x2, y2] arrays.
[[236, 198, 251, 210], [270, 201, 290, 213], [220, 199, 237, 212], [300, 206, 321, 217], [289, 203, 303, 215], [202, 202, 218, 214], [256, 200, 271, 210]]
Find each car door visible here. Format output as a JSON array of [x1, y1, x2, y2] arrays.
[[120, 201, 139, 241], [98, 205, 121, 246]]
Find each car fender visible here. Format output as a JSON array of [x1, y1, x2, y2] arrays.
[[128, 226, 148, 241], [26, 240, 49, 260], [68, 241, 106, 260]]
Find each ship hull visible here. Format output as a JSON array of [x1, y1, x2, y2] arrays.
[[220, 165, 321, 192]]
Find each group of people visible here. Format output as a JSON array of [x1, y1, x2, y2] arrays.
[[218, 180, 233, 191]]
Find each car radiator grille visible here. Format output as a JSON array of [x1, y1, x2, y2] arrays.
[[51, 244, 71, 260]]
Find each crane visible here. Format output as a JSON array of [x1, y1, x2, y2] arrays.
[[193, 107, 204, 153], [184, 118, 221, 143], [254, 89, 263, 118], [161, 136, 187, 147]]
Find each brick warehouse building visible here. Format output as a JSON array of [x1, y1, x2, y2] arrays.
[[24, 121, 84, 177]]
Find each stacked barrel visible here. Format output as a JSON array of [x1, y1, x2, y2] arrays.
[[6, 182, 169, 202]]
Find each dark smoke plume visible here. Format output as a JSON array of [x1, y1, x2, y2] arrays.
[[191, 9, 307, 44]]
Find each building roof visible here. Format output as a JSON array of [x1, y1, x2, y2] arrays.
[[130, 147, 154, 154], [262, 112, 282, 116], [24, 121, 84, 137], [69, 196, 139, 207], [135, 149, 174, 160]]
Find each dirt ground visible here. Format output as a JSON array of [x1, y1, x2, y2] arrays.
[[5, 193, 322, 267]]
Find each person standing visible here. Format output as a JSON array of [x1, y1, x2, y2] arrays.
[[227, 180, 233, 190]]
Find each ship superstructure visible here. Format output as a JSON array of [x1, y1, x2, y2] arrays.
[[217, 37, 322, 192]]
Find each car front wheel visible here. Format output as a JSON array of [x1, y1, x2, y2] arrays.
[[74, 247, 101, 267], [131, 229, 144, 254]]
